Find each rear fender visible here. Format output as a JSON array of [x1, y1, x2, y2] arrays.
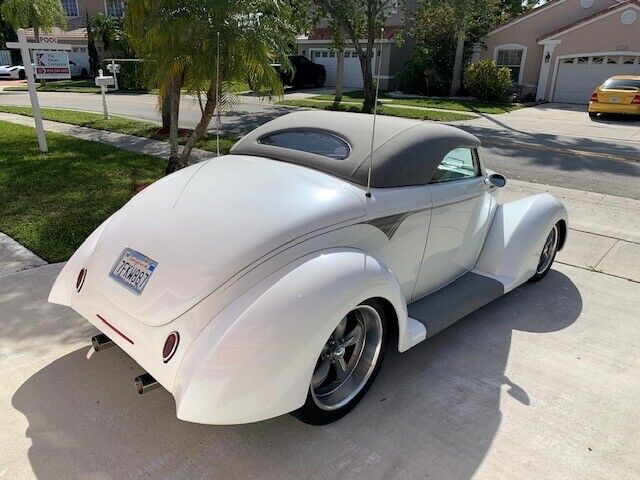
[[173, 248, 407, 425], [475, 194, 568, 292]]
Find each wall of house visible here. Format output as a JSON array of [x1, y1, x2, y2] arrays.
[[479, 0, 619, 86], [545, 6, 640, 98]]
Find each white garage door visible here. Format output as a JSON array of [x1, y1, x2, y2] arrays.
[[553, 54, 640, 104], [310, 49, 375, 88]]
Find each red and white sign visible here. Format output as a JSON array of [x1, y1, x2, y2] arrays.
[[34, 50, 71, 80]]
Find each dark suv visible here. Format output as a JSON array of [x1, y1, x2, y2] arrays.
[[273, 55, 326, 88]]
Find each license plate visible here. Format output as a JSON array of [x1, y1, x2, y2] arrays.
[[609, 96, 620, 103], [109, 248, 157, 295]]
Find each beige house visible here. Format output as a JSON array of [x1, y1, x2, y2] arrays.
[[25, 0, 125, 73], [295, 4, 415, 91], [477, 0, 640, 103]]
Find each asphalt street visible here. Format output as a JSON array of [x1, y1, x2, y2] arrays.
[[1, 90, 639, 199]]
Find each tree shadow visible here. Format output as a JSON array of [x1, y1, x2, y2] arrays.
[[10, 270, 581, 479]]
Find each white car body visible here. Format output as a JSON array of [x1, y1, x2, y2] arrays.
[[49, 111, 568, 425], [0, 64, 25, 80]]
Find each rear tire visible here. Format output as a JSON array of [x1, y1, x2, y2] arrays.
[[314, 71, 326, 88], [530, 222, 560, 282], [588, 111, 597, 119], [292, 299, 388, 425], [18, 70, 26, 80]]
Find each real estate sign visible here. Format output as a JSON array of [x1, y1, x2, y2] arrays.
[[34, 50, 71, 80]]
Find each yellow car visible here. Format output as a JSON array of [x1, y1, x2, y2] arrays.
[[588, 75, 640, 118]]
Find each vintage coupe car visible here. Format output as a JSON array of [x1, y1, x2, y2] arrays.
[[49, 111, 568, 425]]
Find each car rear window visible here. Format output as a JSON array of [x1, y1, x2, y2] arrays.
[[602, 79, 640, 90], [258, 130, 351, 160]]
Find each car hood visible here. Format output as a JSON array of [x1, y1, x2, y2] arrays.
[[88, 155, 365, 326]]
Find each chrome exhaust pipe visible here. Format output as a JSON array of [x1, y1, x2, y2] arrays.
[[91, 333, 113, 351], [134, 373, 159, 394]]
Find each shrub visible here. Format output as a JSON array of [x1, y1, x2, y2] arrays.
[[464, 60, 511, 102], [398, 46, 452, 96]]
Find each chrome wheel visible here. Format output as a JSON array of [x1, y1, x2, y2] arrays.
[[536, 224, 559, 275], [311, 305, 383, 411]]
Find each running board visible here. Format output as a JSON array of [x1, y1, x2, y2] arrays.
[[408, 272, 504, 338]]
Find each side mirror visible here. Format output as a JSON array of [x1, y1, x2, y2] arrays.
[[489, 173, 506, 188]]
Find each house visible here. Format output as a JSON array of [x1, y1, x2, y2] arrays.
[[295, 5, 415, 91], [476, 0, 640, 103], [25, 0, 126, 74]]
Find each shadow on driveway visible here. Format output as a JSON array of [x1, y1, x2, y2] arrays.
[[11, 270, 581, 480]]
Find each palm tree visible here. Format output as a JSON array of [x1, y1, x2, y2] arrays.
[[126, 0, 295, 173], [1, 0, 66, 43]]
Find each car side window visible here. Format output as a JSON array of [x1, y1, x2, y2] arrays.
[[429, 148, 479, 184]]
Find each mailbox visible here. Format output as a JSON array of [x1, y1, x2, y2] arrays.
[[95, 75, 115, 87]]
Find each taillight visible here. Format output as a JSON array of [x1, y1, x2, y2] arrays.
[[162, 332, 179, 363], [590, 91, 598, 102], [76, 268, 87, 292], [632, 95, 640, 105]]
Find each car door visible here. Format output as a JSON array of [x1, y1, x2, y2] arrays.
[[412, 147, 494, 299]]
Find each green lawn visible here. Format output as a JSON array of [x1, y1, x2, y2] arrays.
[[0, 105, 238, 154], [308, 90, 521, 114], [0, 120, 165, 262], [4, 79, 101, 93], [279, 99, 476, 122]]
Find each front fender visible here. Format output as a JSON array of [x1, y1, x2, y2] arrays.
[[173, 248, 407, 425], [475, 193, 568, 292]]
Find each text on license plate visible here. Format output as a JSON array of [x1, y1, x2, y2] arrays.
[[609, 96, 620, 103], [109, 248, 158, 294]]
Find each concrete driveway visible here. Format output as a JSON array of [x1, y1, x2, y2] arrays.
[[457, 103, 640, 160], [2, 179, 640, 480]]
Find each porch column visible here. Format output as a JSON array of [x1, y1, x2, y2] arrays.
[[536, 39, 561, 100]]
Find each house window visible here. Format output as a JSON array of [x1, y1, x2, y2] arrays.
[[495, 48, 524, 83], [61, 0, 78, 17], [105, 0, 125, 18], [322, 51, 328, 57]]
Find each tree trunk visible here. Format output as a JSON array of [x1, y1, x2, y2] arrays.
[[449, 29, 466, 96], [174, 83, 217, 170], [360, 50, 375, 113], [161, 91, 171, 131], [334, 24, 345, 103], [164, 75, 184, 174]]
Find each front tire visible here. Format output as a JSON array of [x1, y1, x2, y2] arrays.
[[530, 222, 560, 282], [292, 299, 388, 425]]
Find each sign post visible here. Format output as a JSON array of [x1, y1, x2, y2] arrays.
[[6, 28, 71, 153]]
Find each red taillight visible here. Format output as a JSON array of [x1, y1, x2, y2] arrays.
[[632, 95, 640, 105], [590, 91, 598, 102], [76, 268, 87, 292], [162, 332, 179, 363]]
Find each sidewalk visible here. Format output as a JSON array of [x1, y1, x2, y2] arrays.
[[504, 179, 640, 283], [0, 112, 214, 163]]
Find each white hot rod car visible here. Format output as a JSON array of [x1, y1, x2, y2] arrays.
[[49, 111, 567, 425]]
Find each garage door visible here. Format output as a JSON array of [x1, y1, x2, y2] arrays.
[[310, 49, 375, 88], [553, 54, 640, 104]]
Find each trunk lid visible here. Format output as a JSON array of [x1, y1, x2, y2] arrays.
[[88, 155, 365, 326]]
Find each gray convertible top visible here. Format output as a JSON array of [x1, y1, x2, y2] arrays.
[[230, 110, 480, 188]]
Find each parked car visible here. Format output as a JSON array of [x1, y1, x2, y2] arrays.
[[272, 54, 326, 88], [589, 75, 640, 118], [0, 64, 25, 80], [49, 111, 568, 426], [69, 60, 89, 79]]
